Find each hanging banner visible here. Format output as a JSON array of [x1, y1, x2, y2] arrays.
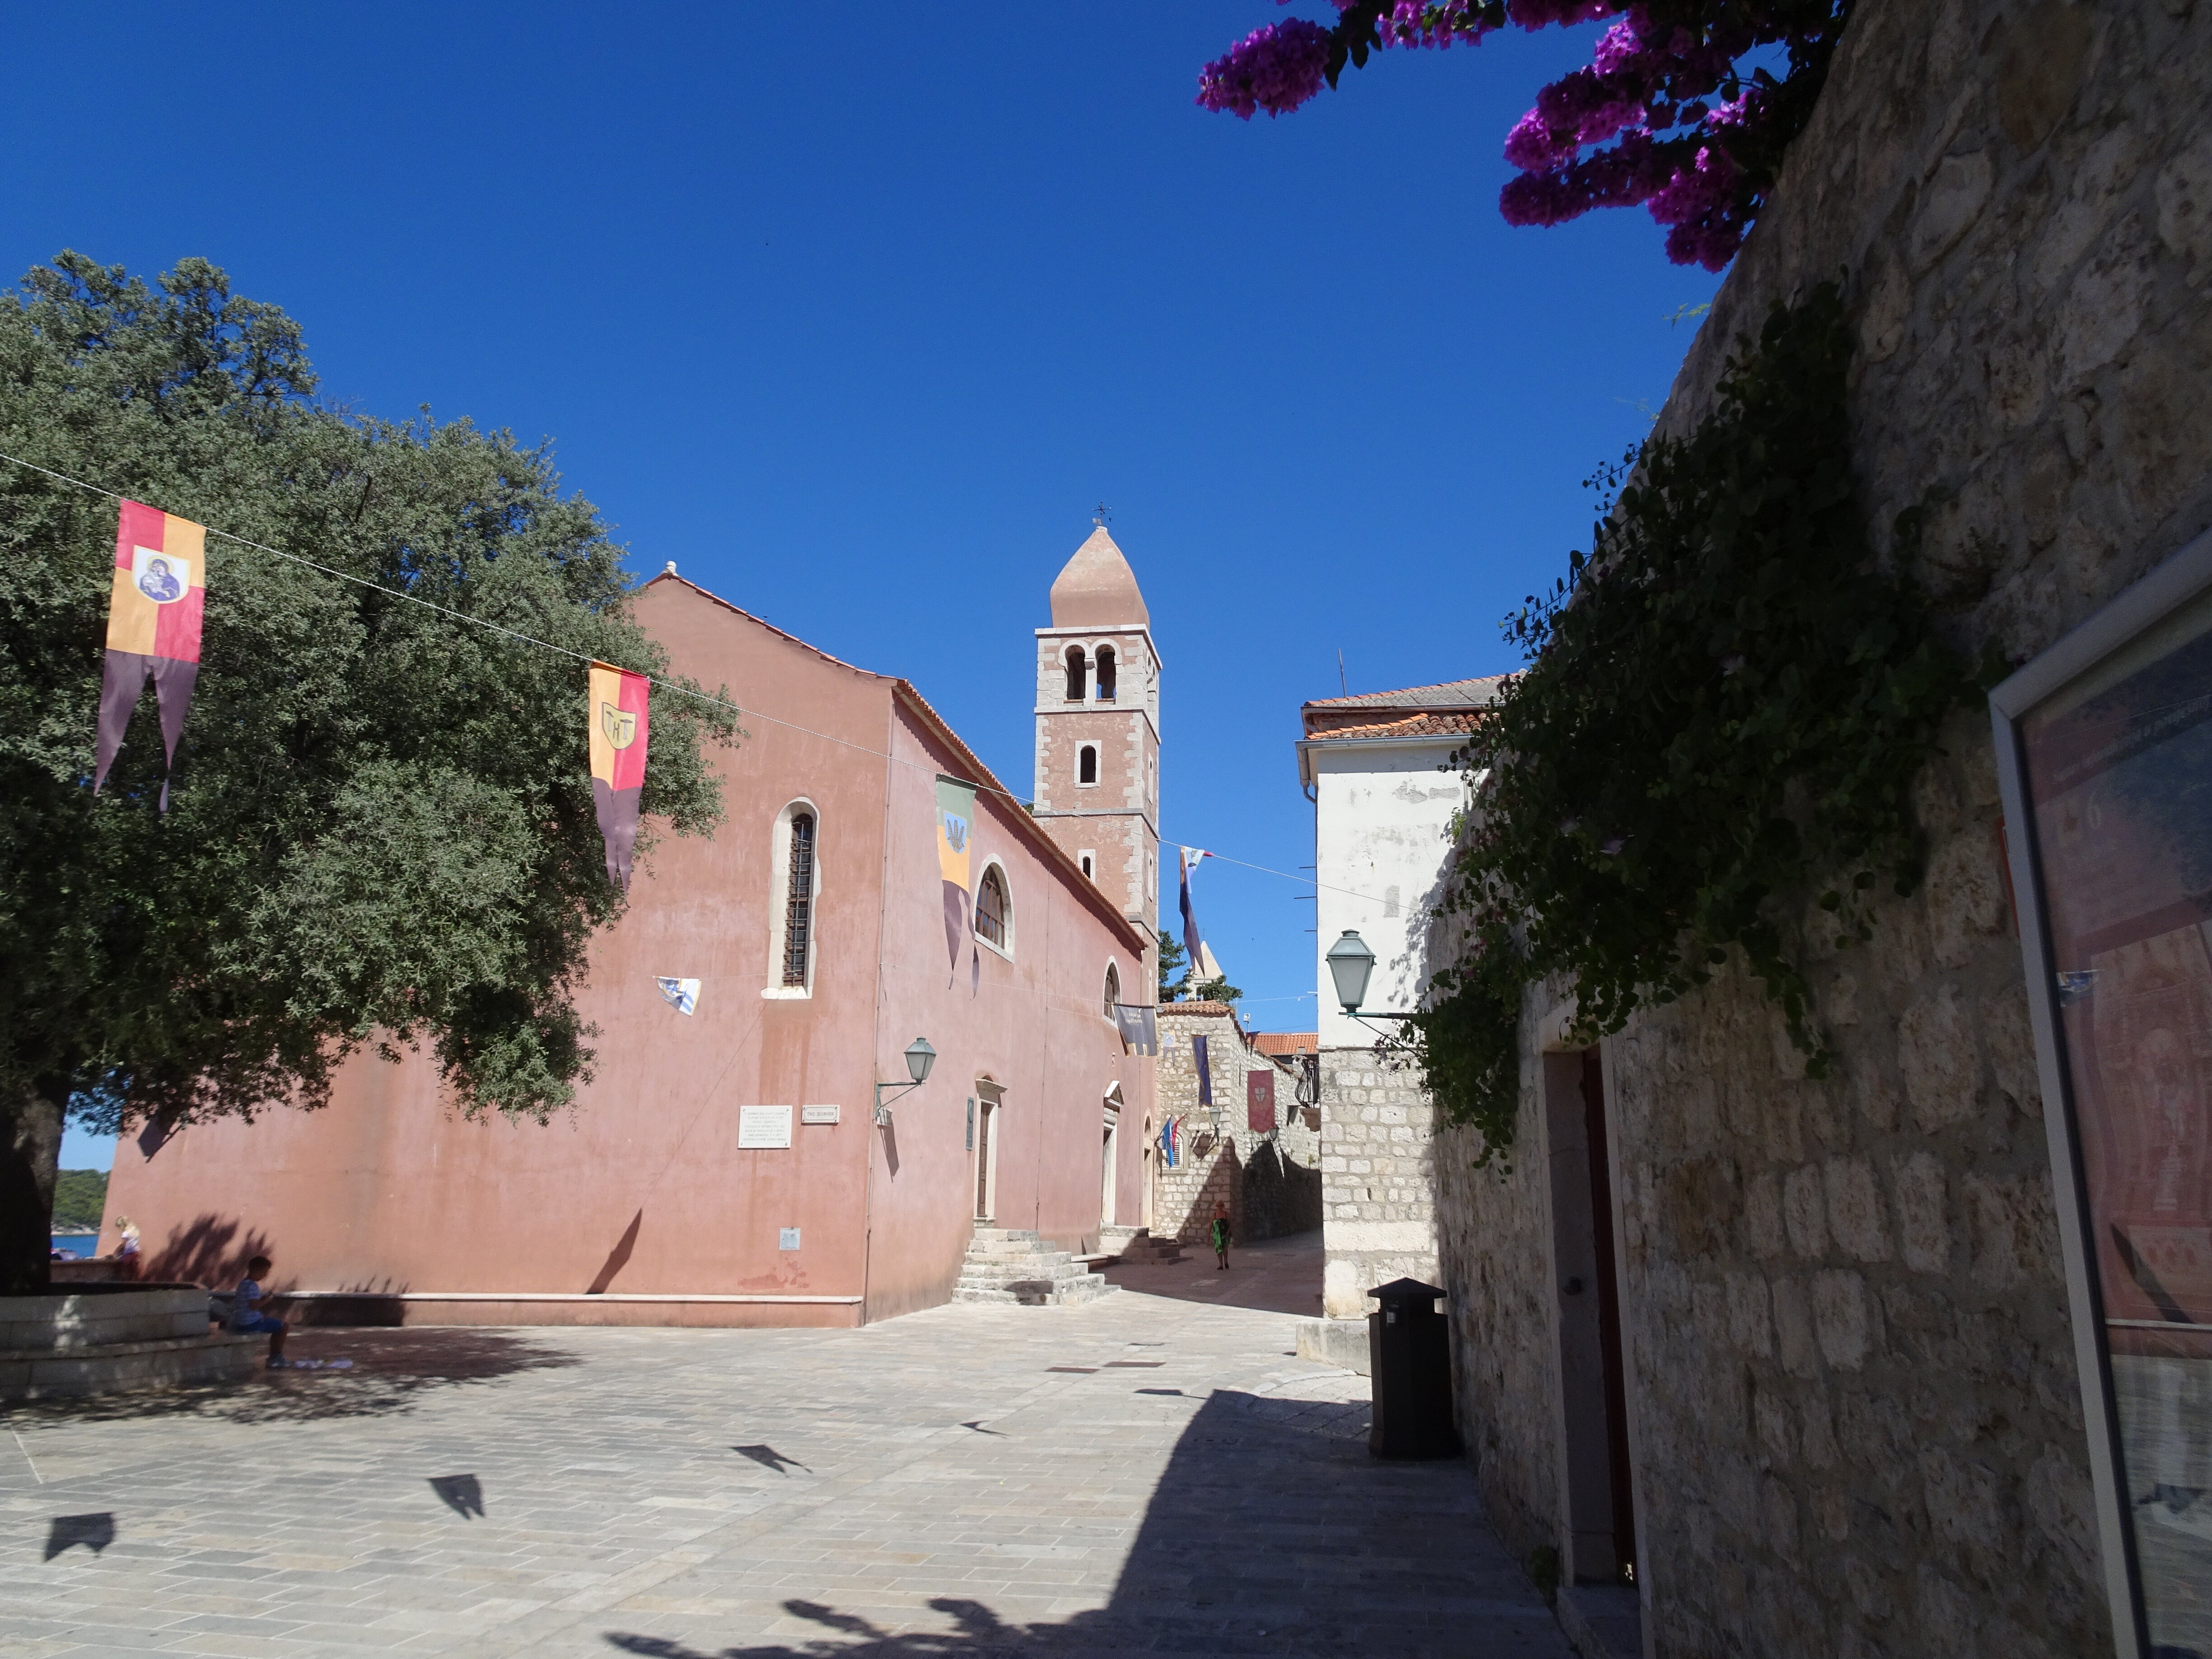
[[935, 775, 978, 972], [1247, 1068, 1276, 1134], [1192, 1032, 1213, 1106], [589, 661, 650, 889], [656, 976, 699, 1015], [1158, 1115, 1179, 1169], [1113, 1003, 1158, 1056], [96, 499, 207, 811], [1178, 846, 1225, 986]]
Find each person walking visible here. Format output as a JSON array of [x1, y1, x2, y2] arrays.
[[1210, 1204, 1232, 1271]]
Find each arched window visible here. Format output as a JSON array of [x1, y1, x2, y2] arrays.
[[975, 865, 1010, 949], [1064, 646, 1087, 702], [1102, 963, 1120, 1016], [1079, 851, 1095, 881], [1096, 646, 1117, 701], [1078, 745, 1098, 785], [782, 812, 816, 985]]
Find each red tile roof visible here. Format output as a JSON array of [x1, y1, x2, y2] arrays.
[[1301, 674, 1510, 740], [1250, 1031, 1318, 1057], [1306, 711, 1484, 743]]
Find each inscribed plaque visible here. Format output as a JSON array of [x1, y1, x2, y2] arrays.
[[738, 1105, 793, 1148]]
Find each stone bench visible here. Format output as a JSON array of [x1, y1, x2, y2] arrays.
[[0, 1286, 261, 1401]]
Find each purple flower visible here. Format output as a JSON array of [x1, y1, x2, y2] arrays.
[[1196, 18, 1334, 119]]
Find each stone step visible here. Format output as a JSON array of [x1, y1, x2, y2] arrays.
[[951, 1275, 1119, 1307]]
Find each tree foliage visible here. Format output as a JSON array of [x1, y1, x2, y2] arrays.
[[0, 253, 736, 1285], [1407, 286, 1987, 1159]]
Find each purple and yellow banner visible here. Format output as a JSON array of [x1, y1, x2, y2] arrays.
[[97, 499, 207, 810], [935, 775, 977, 972], [589, 661, 650, 889]]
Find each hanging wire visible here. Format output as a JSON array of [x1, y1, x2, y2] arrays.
[[0, 448, 1417, 909]]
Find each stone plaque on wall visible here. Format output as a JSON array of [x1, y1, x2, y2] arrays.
[[800, 1104, 841, 1125], [738, 1105, 793, 1148]]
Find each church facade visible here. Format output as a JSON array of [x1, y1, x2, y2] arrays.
[[102, 534, 1158, 1327]]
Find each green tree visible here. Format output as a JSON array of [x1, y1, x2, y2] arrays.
[[50, 1169, 107, 1231], [1154, 928, 1186, 1000], [1189, 975, 1244, 1007], [0, 254, 736, 1292]]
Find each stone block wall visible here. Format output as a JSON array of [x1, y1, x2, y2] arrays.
[[1318, 1050, 1439, 1319], [1154, 1005, 1320, 1246], [1423, 0, 2212, 1652]]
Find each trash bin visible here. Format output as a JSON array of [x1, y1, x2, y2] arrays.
[[1367, 1277, 1460, 1460]]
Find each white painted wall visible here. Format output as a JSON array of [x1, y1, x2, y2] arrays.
[[1308, 739, 1467, 1048]]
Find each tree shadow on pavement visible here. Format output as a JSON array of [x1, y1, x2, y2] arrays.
[[601, 1387, 1558, 1659], [4, 1327, 582, 1427]]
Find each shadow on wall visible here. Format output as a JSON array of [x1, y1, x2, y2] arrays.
[[142, 1213, 276, 1291], [1244, 1139, 1323, 1239], [1171, 1143, 1242, 1246], [599, 1387, 1540, 1657]]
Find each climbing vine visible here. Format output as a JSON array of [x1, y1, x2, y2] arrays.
[[1406, 283, 1988, 1162]]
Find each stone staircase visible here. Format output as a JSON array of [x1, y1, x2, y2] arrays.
[[954, 1228, 1117, 1306]]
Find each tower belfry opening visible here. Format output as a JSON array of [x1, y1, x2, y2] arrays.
[[1033, 525, 1160, 970]]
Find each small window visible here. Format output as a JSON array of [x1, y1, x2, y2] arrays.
[[783, 813, 816, 984], [1102, 963, 1120, 1016], [976, 865, 1009, 949], [1079, 850, 1095, 881], [1064, 646, 1087, 702], [1078, 745, 1098, 785], [1096, 646, 1117, 702]]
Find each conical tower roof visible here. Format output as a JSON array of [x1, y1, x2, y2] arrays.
[[1049, 526, 1148, 628]]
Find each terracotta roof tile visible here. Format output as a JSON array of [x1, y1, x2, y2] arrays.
[[1304, 675, 1510, 710], [1304, 711, 1485, 743], [1250, 1031, 1318, 1056]]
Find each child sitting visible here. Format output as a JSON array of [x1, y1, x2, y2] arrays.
[[230, 1255, 289, 1369]]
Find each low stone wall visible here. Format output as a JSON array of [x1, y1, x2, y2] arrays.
[[0, 1286, 259, 1401]]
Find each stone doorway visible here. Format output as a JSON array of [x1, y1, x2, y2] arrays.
[[974, 1080, 1003, 1222], [1544, 1046, 1638, 1587], [1101, 1085, 1123, 1228]]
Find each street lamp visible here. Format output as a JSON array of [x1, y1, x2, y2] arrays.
[[1325, 930, 1376, 1014], [873, 1037, 936, 1126], [1325, 930, 1416, 1045]]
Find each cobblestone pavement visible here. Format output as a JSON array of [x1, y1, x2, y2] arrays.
[[1, 1290, 1569, 1658], [1100, 1228, 1330, 1318]]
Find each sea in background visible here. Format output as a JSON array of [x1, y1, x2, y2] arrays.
[[50, 1231, 99, 1259]]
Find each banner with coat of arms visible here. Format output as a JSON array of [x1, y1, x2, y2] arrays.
[[589, 661, 650, 888], [97, 499, 207, 811]]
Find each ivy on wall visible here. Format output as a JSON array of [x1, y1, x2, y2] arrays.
[[1408, 284, 1988, 1163]]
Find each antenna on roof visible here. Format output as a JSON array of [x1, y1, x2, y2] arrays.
[[1338, 649, 1348, 697], [1093, 501, 1111, 526]]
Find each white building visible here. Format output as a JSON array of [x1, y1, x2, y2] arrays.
[[1295, 678, 1504, 1325]]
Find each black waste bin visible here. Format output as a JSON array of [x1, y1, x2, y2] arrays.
[[1367, 1277, 1460, 1460]]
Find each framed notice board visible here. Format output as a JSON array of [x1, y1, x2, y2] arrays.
[[1992, 523, 2212, 1659]]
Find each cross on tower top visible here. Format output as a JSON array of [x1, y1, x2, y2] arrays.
[[1093, 502, 1111, 526]]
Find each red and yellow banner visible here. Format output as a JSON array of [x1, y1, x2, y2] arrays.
[[589, 661, 650, 888], [96, 499, 207, 809]]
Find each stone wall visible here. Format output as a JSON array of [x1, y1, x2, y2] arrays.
[[1318, 1049, 1439, 1319], [1426, 1, 2212, 1653], [1154, 1005, 1320, 1246]]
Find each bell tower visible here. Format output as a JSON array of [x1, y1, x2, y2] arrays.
[[1033, 525, 1160, 996]]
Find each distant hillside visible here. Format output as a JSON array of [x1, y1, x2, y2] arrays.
[[52, 1168, 108, 1231]]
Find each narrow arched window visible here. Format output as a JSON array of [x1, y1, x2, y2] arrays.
[[1078, 745, 1098, 785], [782, 812, 816, 985], [1102, 963, 1120, 1017], [975, 865, 1009, 949], [1096, 646, 1117, 701], [1064, 646, 1087, 701]]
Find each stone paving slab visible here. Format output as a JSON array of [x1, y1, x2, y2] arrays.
[[1, 1291, 1567, 1657]]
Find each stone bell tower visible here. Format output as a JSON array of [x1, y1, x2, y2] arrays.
[[1033, 525, 1160, 994]]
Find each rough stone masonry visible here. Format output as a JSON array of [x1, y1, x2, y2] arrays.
[[1428, 2, 2212, 1655]]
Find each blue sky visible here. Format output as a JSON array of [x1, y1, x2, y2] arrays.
[[9, 4, 1720, 1172]]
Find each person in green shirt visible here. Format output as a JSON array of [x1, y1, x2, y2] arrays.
[[1210, 1204, 1231, 1271]]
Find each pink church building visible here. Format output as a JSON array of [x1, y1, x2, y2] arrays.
[[102, 532, 1161, 1326]]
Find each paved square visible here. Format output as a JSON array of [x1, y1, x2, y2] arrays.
[[2, 1273, 1566, 1657]]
